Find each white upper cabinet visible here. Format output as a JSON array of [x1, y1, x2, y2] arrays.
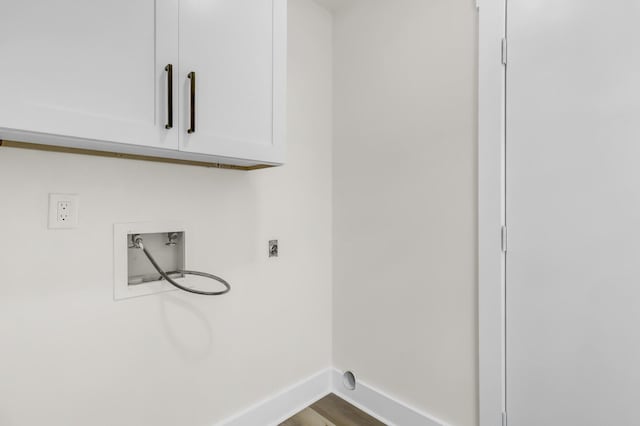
[[0, 0, 179, 151], [179, 0, 286, 164], [0, 0, 285, 167]]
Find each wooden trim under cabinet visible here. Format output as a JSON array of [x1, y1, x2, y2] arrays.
[[0, 140, 275, 171]]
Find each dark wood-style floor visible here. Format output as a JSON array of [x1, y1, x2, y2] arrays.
[[280, 393, 387, 426]]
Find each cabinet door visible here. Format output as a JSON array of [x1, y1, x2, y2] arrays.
[[0, 0, 178, 150], [179, 0, 286, 164]]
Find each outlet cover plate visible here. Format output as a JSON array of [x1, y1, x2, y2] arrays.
[[48, 193, 79, 229]]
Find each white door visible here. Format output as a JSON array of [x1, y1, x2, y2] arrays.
[[0, 0, 178, 149], [178, 0, 286, 164], [506, 1, 640, 425]]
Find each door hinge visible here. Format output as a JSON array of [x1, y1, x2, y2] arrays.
[[502, 411, 507, 426], [475, 0, 480, 9], [501, 226, 508, 253], [501, 38, 508, 65]]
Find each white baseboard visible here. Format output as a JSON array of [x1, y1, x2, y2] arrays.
[[216, 367, 447, 426], [216, 368, 448, 426], [330, 368, 448, 426], [216, 368, 332, 426]]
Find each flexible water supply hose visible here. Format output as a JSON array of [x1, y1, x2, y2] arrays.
[[135, 238, 231, 296]]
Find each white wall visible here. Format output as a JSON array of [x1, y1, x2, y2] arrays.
[[0, 1, 333, 425], [332, 1, 478, 425]]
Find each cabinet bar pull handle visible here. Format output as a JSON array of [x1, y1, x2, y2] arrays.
[[187, 71, 196, 134], [164, 64, 174, 129]]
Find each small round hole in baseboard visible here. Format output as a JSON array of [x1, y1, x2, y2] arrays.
[[343, 371, 357, 390]]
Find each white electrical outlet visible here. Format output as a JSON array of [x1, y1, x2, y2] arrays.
[[49, 194, 79, 229]]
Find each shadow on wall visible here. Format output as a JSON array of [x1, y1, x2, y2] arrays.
[[159, 293, 214, 362]]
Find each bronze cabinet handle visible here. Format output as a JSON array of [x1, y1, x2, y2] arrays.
[[164, 64, 173, 130], [187, 72, 196, 134]]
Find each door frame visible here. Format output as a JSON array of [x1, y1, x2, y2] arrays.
[[478, 0, 507, 425]]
